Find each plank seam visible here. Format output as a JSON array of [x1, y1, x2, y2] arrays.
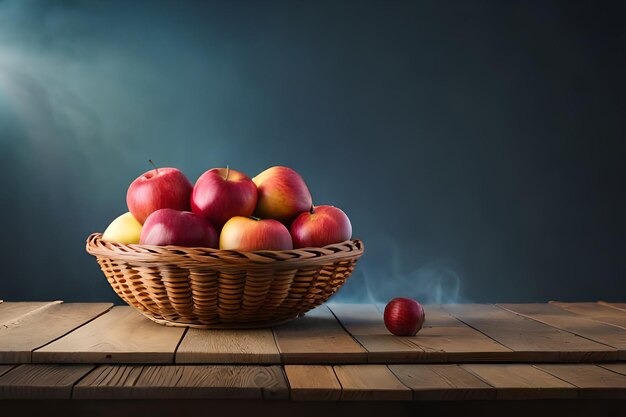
[[30, 304, 115, 362], [0, 365, 16, 378], [277, 365, 291, 400], [441, 304, 518, 353], [597, 301, 626, 313], [495, 304, 620, 352], [269, 326, 283, 365], [330, 365, 345, 395], [459, 365, 499, 394], [549, 301, 626, 331], [172, 327, 189, 364], [325, 305, 371, 357], [69, 364, 97, 399], [271, 328, 286, 364], [596, 363, 626, 377], [531, 364, 584, 392]]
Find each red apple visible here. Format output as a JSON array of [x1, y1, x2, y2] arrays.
[[220, 216, 293, 251], [252, 166, 313, 224], [191, 167, 257, 230], [384, 298, 425, 336], [140, 208, 218, 248], [127, 165, 193, 224], [290, 205, 352, 248]]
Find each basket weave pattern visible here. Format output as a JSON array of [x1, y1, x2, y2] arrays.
[[86, 233, 364, 328]]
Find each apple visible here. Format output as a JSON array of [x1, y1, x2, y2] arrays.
[[126, 163, 193, 224], [220, 216, 293, 251], [252, 166, 313, 224], [290, 205, 352, 248], [191, 167, 257, 230], [102, 212, 142, 244], [384, 298, 425, 336], [140, 208, 218, 248]]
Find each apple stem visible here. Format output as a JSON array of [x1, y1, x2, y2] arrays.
[[225, 165, 230, 181], [310, 205, 315, 214], [250, 216, 261, 221], [148, 159, 159, 175]]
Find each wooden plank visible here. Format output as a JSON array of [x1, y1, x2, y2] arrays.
[[599, 301, 626, 311], [331, 304, 513, 363], [551, 302, 626, 329], [74, 365, 289, 399], [176, 328, 280, 364], [273, 305, 367, 364], [598, 363, 626, 376], [0, 301, 62, 327], [284, 365, 342, 400], [0, 364, 94, 399], [328, 304, 424, 362], [0, 303, 113, 363], [413, 305, 514, 362], [0, 365, 15, 377], [388, 364, 495, 400], [334, 365, 412, 401], [444, 304, 617, 362], [499, 303, 626, 359], [34, 306, 185, 364], [462, 364, 577, 400], [537, 364, 626, 399], [415, 325, 514, 362]]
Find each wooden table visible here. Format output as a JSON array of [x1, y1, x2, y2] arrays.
[[1, 300, 626, 416]]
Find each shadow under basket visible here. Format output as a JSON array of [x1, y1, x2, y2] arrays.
[[86, 233, 364, 329]]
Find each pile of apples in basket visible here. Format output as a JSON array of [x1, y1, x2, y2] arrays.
[[102, 163, 352, 251]]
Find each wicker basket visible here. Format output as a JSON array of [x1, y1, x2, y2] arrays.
[[86, 233, 364, 328]]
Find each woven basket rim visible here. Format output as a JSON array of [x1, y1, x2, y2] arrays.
[[86, 233, 364, 268]]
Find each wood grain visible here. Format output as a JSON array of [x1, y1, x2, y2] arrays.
[[444, 304, 617, 361], [389, 304, 515, 362], [0, 364, 94, 399], [536, 364, 626, 399], [551, 302, 626, 329], [462, 364, 577, 399], [334, 365, 412, 401], [273, 305, 367, 364], [0, 301, 62, 328], [0, 365, 15, 377], [176, 328, 280, 364], [500, 303, 626, 359], [0, 303, 113, 363], [34, 306, 185, 364], [284, 365, 342, 400], [74, 365, 289, 399], [328, 303, 424, 362], [389, 364, 495, 400]]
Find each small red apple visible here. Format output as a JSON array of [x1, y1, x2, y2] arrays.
[[252, 166, 313, 224], [191, 167, 258, 230], [220, 216, 293, 251], [384, 298, 425, 336], [290, 205, 352, 248], [126, 163, 193, 224], [140, 208, 218, 248]]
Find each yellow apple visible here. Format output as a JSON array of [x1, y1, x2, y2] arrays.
[[102, 212, 142, 244]]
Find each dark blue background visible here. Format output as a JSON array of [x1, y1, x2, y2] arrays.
[[1, 0, 624, 304]]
